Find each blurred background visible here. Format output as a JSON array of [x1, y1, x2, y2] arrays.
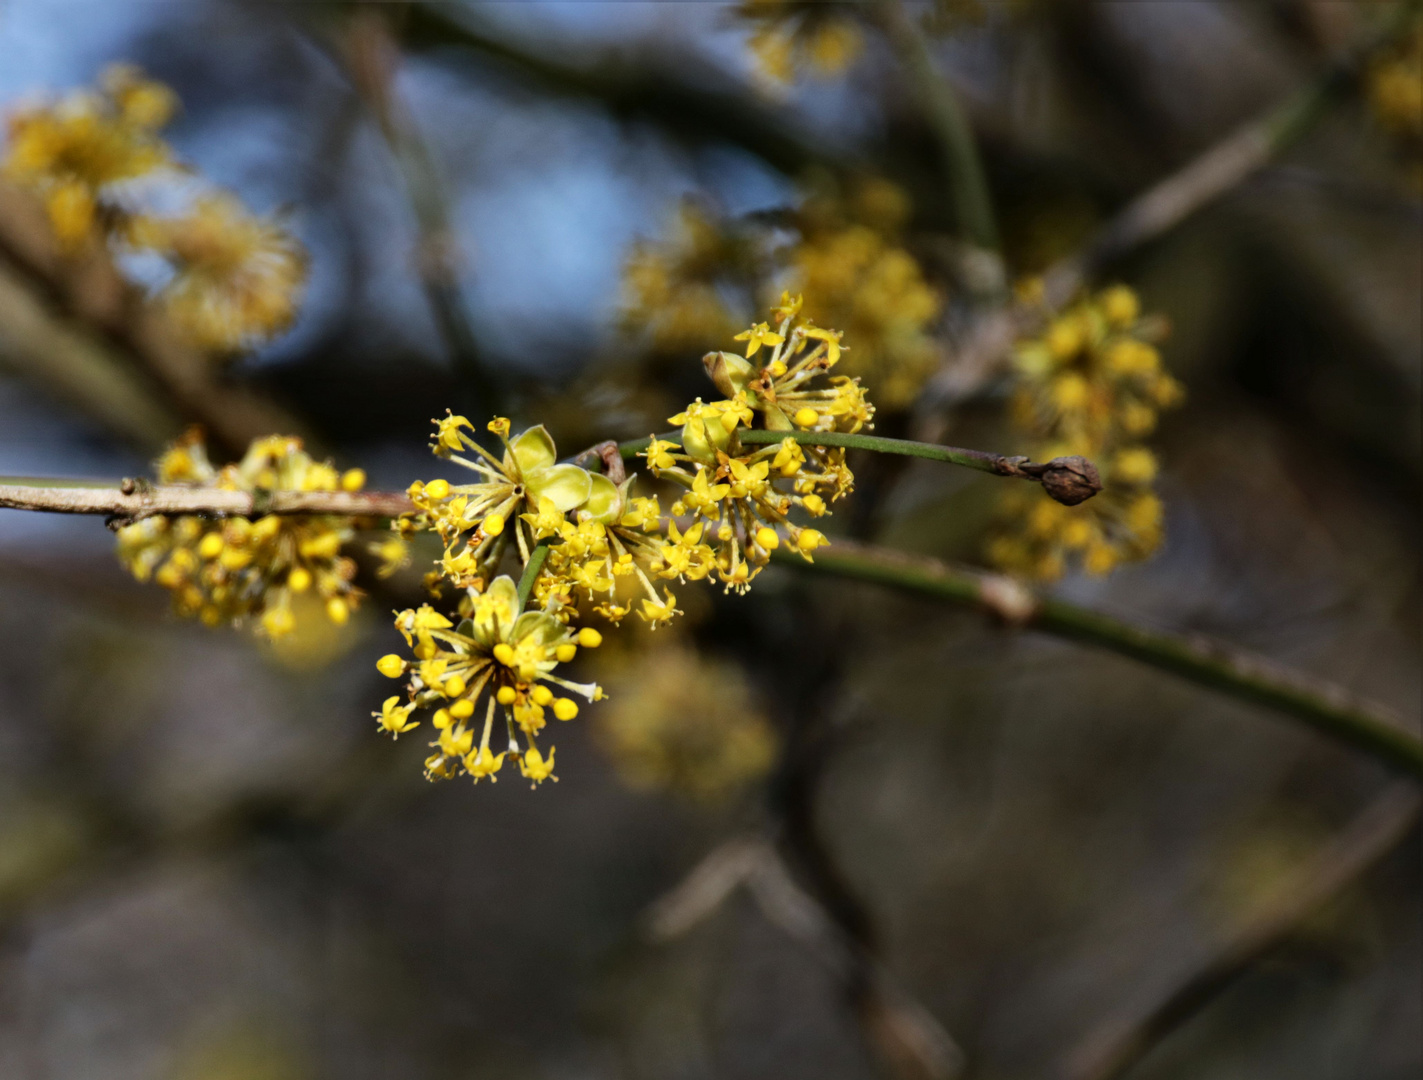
[[0, 2, 1418, 1078]]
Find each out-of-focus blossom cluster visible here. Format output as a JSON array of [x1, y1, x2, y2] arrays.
[[1368, 15, 1423, 190], [115, 430, 367, 638], [2, 65, 305, 352], [621, 201, 762, 354], [987, 284, 1182, 580], [735, 0, 864, 85], [594, 643, 777, 801], [622, 178, 942, 408]]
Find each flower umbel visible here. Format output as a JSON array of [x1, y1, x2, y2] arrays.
[[115, 429, 364, 637], [380, 575, 602, 787], [641, 300, 866, 592]]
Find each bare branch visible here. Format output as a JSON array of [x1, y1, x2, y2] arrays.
[[1062, 784, 1423, 1080], [771, 539, 1423, 778], [0, 480, 415, 520]]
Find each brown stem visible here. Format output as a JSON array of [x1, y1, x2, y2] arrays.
[[0, 480, 415, 520]]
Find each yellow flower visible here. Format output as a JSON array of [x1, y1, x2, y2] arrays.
[[595, 644, 778, 800], [519, 746, 558, 786], [115, 432, 362, 638], [736, 0, 864, 85], [733, 321, 785, 358], [374, 696, 419, 737], [130, 193, 306, 353], [381, 575, 601, 786]]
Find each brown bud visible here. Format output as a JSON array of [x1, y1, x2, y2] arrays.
[[1039, 456, 1102, 506]]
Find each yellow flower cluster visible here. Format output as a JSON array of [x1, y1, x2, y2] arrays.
[[789, 179, 943, 408], [594, 644, 777, 801], [375, 576, 605, 787], [621, 201, 755, 354], [3, 64, 174, 246], [736, 0, 864, 85], [372, 300, 871, 787], [115, 430, 366, 637], [1368, 16, 1423, 188], [621, 179, 941, 409], [642, 294, 868, 593], [2, 65, 305, 353], [987, 285, 1182, 580]]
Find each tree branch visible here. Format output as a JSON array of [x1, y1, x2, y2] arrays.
[[0, 479, 414, 520], [5, 482, 1417, 776], [872, 0, 1001, 261], [337, 10, 495, 402], [398, 2, 845, 177], [643, 834, 963, 1079], [1061, 783, 1423, 1080], [771, 539, 1423, 778]]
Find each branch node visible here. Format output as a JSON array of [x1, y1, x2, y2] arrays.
[[979, 574, 1039, 625]]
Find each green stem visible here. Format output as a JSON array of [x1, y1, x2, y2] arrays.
[[872, 0, 1000, 257], [772, 541, 1423, 779], [517, 541, 549, 611], [618, 429, 1065, 478]]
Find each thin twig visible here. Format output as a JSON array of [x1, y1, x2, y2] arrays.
[[770, 539, 1423, 778], [1061, 783, 1423, 1080], [615, 431, 1103, 505], [0, 480, 414, 520], [643, 833, 963, 1079], [871, 0, 1001, 263], [341, 10, 493, 400]]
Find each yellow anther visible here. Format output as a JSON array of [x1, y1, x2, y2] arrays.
[[793, 407, 819, 428], [717, 524, 733, 542], [340, 468, 366, 492], [481, 512, 505, 536], [577, 627, 602, 648], [326, 597, 350, 625], [553, 698, 579, 721], [496, 686, 517, 706], [443, 675, 467, 698], [493, 643, 515, 665], [755, 527, 780, 550], [376, 654, 406, 678], [424, 478, 450, 500], [198, 533, 224, 560], [531, 685, 554, 706], [449, 699, 475, 719], [555, 644, 577, 663], [287, 566, 311, 593]]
